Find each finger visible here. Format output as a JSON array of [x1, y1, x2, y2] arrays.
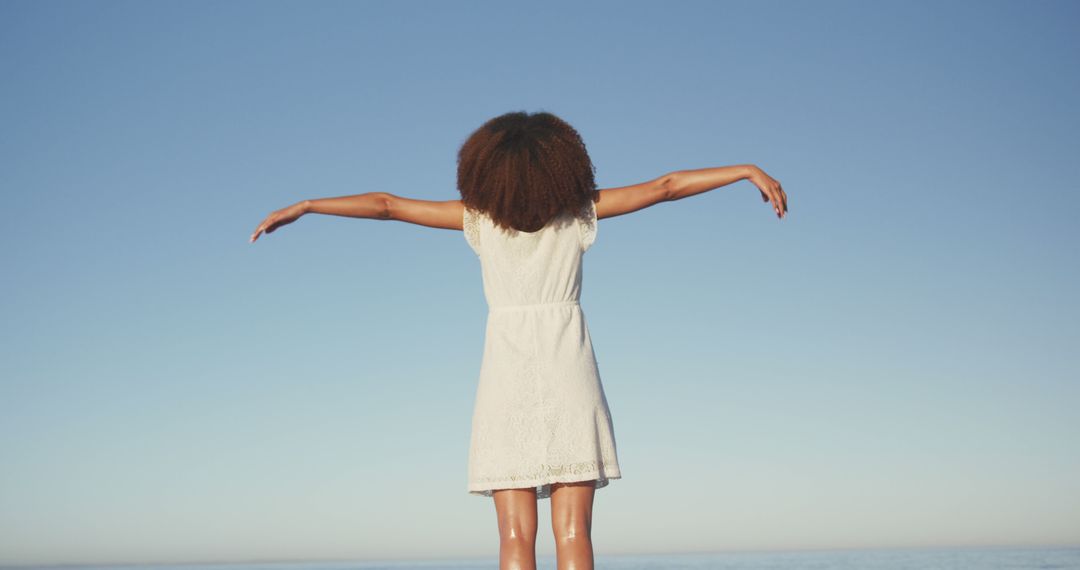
[[771, 183, 785, 216], [254, 217, 274, 238]]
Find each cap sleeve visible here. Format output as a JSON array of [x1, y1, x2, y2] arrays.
[[578, 199, 597, 252], [462, 205, 481, 256]]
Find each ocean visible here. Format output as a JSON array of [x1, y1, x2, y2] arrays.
[[5, 546, 1079, 570]]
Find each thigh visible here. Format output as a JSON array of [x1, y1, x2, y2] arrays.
[[492, 487, 539, 540], [549, 480, 595, 537]]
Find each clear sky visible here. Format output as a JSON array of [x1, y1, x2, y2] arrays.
[[1, 0, 1078, 566]]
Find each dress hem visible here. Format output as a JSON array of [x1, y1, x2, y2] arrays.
[[468, 469, 622, 500]]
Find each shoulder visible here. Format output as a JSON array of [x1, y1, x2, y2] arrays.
[[462, 204, 483, 255], [577, 198, 598, 251]]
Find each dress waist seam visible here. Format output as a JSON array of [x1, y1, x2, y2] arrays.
[[488, 300, 581, 312]]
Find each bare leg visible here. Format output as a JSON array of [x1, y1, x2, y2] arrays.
[[492, 487, 538, 570], [550, 480, 596, 570]]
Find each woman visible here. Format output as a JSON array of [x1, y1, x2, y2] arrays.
[[250, 110, 786, 570]]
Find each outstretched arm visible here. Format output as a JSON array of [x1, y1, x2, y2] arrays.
[[596, 164, 786, 221], [667, 164, 786, 219], [249, 192, 464, 243]]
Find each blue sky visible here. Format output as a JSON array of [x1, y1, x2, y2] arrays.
[[1, 0, 1078, 565]]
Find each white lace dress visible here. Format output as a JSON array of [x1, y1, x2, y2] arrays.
[[463, 199, 622, 500]]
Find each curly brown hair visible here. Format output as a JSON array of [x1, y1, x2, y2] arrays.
[[457, 110, 598, 233]]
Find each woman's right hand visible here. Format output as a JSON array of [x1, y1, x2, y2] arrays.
[[747, 166, 787, 219], [250, 201, 308, 243]]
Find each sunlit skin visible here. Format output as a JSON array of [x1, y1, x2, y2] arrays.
[[248, 164, 786, 569], [492, 481, 596, 570], [249, 165, 786, 243]]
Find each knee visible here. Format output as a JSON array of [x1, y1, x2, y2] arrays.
[[554, 523, 592, 546], [499, 524, 537, 548]]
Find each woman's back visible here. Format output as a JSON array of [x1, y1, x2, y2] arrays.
[[464, 197, 620, 500], [463, 200, 597, 309]]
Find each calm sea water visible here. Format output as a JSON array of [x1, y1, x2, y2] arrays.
[[5, 546, 1079, 570]]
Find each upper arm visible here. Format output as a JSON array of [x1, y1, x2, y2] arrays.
[[377, 171, 675, 229], [594, 173, 675, 220], [384, 194, 465, 230]]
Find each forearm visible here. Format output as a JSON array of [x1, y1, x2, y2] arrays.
[[300, 192, 392, 220], [667, 164, 757, 201]]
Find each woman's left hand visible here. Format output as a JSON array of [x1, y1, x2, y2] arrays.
[[250, 201, 308, 243]]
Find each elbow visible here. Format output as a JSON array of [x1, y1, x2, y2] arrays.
[[375, 192, 394, 220], [659, 171, 682, 201]]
